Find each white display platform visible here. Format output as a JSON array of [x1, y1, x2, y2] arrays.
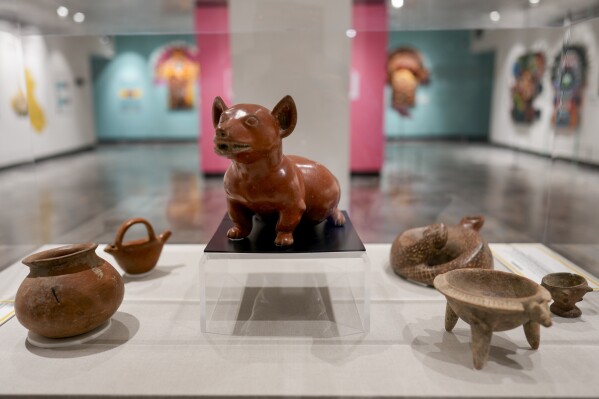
[[200, 251, 370, 337], [0, 243, 598, 398]]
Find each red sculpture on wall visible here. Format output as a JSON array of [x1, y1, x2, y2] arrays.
[[387, 47, 430, 117]]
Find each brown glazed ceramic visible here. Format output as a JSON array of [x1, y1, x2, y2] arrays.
[[541, 272, 593, 318], [15, 243, 124, 339], [212, 95, 345, 246], [105, 218, 171, 275], [390, 216, 493, 286], [434, 269, 552, 370]]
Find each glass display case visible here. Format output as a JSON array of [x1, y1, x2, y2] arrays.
[[1, 0, 599, 397]]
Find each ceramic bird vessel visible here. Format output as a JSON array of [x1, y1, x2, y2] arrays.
[[390, 216, 493, 286], [434, 269, 552, 369], [15, 243, 124, 338], [541, 272, 593, 318], [212, 95, 345, 246], [105, 218, 171, 275]]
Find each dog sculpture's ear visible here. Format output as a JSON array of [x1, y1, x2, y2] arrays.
[[212, 97, 228, 128], [272, 95, 297, 138]]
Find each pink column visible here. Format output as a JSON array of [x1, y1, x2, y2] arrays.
[[196, 3, 232, 174], [350, 2, 388, 174]]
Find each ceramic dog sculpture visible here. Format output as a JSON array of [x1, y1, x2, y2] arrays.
[[212, 95, 345, 246]]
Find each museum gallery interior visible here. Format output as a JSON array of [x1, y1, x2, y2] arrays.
[[1, 0, 599, 397]]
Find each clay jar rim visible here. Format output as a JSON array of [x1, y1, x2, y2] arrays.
[[542, 272, 588, 290], [22, 243, 98, 268], [434, 269, 549, 312]]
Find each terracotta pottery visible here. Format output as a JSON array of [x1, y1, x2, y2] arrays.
[[105, 218, 171, 275], [541, 272, 593, 318], [390, 216, 493, 286], [212, 95, 345, 247], [15, 243, 125, 339], [434, 269, 552, 370]]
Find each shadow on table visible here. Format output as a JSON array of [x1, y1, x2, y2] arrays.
[[122, 263, 186, 283], [25, 311, 140, 359], [408, 319, 544, 383]]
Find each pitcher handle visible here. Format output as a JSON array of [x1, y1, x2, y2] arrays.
[[113, 218, 158, 249]]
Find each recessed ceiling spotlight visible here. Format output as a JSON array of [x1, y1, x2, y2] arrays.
[[346, 29, 357, 39], [489, 11, 501, 22], [391, 0, 404, 9], [529, 0, 540, 4], [73, 12, 85, 23], [56, 6, 69, 18]]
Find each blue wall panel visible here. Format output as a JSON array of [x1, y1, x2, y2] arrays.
[[93, 35, 199, 141], [385, 31, 494, 139]]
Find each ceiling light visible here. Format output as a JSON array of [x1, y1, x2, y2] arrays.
[[56, 6, 69, 18], [73, 12, 85, 23], [489, 11, 501, 22], [529, 0, 540, 4], [391, 0, 404, 9], [346, 29, 356, 39]]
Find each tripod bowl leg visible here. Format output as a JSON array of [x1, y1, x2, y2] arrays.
[[445, 303, 459, 332], [523, 321, 541, 349], [470, 322, 493, 370]]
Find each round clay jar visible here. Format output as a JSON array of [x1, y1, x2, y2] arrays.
[[15, 243, 125, 338]]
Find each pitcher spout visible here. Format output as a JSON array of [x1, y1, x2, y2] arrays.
[[104, 244, 117, 254], [159, 230, 172, 244]]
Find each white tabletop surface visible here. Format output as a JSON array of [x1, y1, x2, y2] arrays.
[[1, 244, 598, 398]]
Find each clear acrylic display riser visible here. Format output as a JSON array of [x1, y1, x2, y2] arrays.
[[200, 251, 370, 337]]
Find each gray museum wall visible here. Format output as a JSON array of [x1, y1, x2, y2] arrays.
[[0, 25, 111, 168]]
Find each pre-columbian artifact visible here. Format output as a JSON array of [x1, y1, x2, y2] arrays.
[[15, 243, 125, 338], [434, 269, 552, 370], [212, 95, 345, 247], [541, 272, 593, 318], [105, 218, 171, 275], [390, 216, 493, 286]]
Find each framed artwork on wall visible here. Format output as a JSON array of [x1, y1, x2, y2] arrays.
[[510, 52, 545, 124], [551, 45, 588, 130], [151, 42, 199, 111]]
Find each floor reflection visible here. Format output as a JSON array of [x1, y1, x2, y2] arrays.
[[1, 141, 598, 272]]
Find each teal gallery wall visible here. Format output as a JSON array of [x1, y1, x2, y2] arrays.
[[385, 31, 494, 139], [92, 35, 199, 141]]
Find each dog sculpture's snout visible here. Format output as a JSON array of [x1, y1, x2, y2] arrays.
[[215, 128, 228, 139]]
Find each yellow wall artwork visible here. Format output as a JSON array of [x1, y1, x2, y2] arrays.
[[25, 68, 46, 133]]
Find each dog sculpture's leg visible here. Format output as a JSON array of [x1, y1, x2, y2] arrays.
[[275, 203, 306, 246], [330, 208, 346, 226], [227, 199, 253, 240]]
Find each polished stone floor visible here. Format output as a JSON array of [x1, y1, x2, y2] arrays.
[[1, 141, 598, 273]]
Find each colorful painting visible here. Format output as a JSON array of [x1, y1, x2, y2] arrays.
[[551, 45, 588, 130], [151, 42, 199, 110], [511, 52, 545, 124], [386, 47, 429, 117], [25, 68, 46, 133], [118, 87, 143, 113]]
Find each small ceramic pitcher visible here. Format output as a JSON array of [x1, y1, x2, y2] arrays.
[[541, 272, 594, 318], [105, 218, 171, 275]]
